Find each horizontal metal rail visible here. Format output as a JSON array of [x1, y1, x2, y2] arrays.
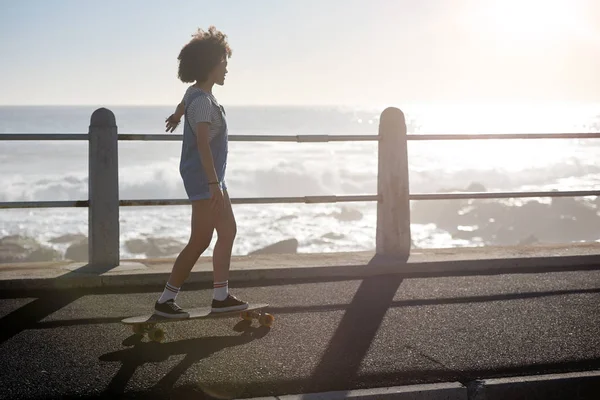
[[407, 133, 600, 141], [119, 134, 380, 142], [2, 132, 600, 142], [120, 195, 380, 206], [0, 195, 379, 209], [0, 134, 88, 141], [2, 190, 599, 210], [0, 133, 379, 142], [0, 200, 89, 209], [411, 190, 600, 200]]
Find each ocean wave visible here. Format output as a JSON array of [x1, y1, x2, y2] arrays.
[[2, 105, 599, 254], [1, 158, 599, 202]]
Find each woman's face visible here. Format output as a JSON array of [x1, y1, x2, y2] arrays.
[[212, 59, 228, 86]]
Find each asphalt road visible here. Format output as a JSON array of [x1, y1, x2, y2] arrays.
[[1, 270, 599, 399]]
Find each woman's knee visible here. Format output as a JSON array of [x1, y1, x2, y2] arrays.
[[187, 232, 213, 254], [189, 199, 216, 251], [217, 219, 237, 244]]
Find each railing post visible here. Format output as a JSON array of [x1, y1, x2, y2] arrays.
[[88, 108, 119, 268], [376, 107, 411, 258]]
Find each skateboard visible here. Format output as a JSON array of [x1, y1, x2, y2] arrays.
[[121, 303, 273, 342]]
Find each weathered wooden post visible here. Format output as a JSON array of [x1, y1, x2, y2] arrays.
[[376, 107, 411, 258], [88, 108, 119, 268]]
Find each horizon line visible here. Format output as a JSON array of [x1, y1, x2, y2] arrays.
[[1, 101, 599, 108]]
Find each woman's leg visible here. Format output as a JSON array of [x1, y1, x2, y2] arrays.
[[155, 198, 215, 313], [169, 198, 216, 287], [213, 190, 237, 283], [211, 190, 247, 311]]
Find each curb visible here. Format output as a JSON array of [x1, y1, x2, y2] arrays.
[[245, 382, 467, 400], [241, 371, 600, 400], [477, 370, 600, 400], [1, 254, 600, 291]]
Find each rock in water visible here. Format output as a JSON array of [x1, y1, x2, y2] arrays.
[[27, 247, 63, 262], [466, 182, 487, 192], [322, 232, 345, 240], [65, 239, 88, 262], [249, 239, 299, 255], [146, 238, 185, 258], [124, 237, 185, 258], [49, 233, 86, 244], [125, 239, 147, 255], [518, 235, 539, 246], [335, 207, 363, 222], [0, 235, 62, 263]]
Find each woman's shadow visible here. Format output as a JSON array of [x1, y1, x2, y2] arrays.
[[99, 320, 270, 397]]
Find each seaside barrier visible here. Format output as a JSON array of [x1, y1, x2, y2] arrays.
[[1, 107, 600, 270]]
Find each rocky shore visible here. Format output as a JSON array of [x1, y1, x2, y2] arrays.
[[412, 183, 600, 246], [1, 183, 598, 263], [0, 235, 302, 263]]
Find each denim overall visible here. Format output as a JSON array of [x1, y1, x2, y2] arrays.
[[179, 90, 228, 200]]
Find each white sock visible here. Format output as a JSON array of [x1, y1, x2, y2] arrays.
[[213, 281, 229, 301], [158, 282, 180, 304]]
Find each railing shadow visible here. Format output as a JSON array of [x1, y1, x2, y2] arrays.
[[1, 272, 598, 398], [303, 275, 404, 397], [99, 322, 270, 398], [0, 291, 83, 345], [6, 285, 599, 334]]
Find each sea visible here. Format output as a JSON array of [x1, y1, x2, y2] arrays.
[[1, 104, 599, 259]]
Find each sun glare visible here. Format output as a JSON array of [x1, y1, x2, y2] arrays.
[[467, 0, 586, 43]]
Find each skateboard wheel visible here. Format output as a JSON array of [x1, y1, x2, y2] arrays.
[[241, 311, 253, 321], [258, 313, 274, 327], [148, 328, 165, 342], [132, 324, 144, 335]]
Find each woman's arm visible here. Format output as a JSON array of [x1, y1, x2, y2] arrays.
[[165, 101, 185, 132], [195, 122, 218, 182], [195, 122, 224, 211], [174, 101, 185, 119]]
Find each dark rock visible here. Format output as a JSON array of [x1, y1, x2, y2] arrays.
[[0, 235, 62, 263], [276, 215, 297, 222], [124, 237, 185, 258], [65, 239, 88, 262], [412, 199, 465, 231], [412, 178, 600, 246], [466, 182, 487, 192], [447, 197, 600, 246], [28, 247, 63, 262], [146, 238, 185, 258], [49, 234, 86, 244], [125, 239, 147, 255], [322, 232, 345, 240], [334, 207, 363, 222], [519, 235, 539, 246], [249, 239, 298, 255]]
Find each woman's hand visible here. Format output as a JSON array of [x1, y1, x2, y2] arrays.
[[209, 183, 224, 214], [165, 114, 181, 132]]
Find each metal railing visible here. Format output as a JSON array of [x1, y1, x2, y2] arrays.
[[1, 107, 599, 269]]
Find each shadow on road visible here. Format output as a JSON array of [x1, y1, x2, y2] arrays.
[[0, 291, 83, 345], [1, 271, 599, 399], [302, 274, 404, 398], [14, 286, 598, 332], [99, 321, 270, 398]]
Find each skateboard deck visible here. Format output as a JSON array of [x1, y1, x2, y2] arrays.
[[121, 303, 272, 342]]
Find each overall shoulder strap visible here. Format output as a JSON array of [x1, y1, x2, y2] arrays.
[[184, 89, 208, 131]]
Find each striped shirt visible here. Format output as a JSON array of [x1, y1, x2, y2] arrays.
[[182, 86, 224, 141]]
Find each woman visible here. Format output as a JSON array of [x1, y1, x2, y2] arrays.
[[155, 26, 248, 317]]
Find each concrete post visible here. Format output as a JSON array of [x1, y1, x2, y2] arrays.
[[88, 108, 119, 268], [376, 107, 411, 258]]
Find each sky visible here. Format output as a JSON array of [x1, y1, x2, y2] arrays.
[[0, 0, 599, 106]]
